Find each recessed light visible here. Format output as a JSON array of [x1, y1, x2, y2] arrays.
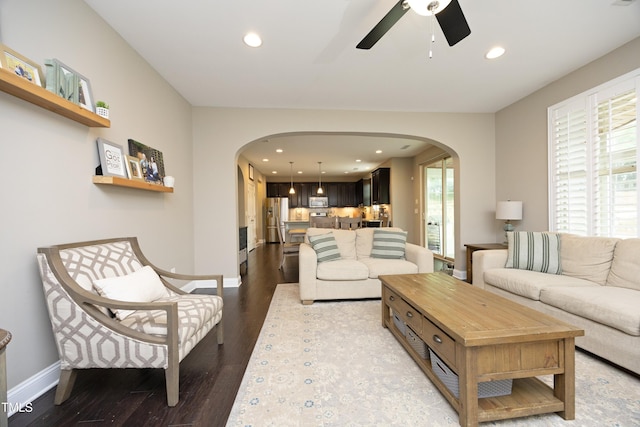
[[375, 150, 382, 154], [271, 171, 277, 174], [243, 32, 262, 48], [356, 159, 362, 162], [262, 158, 269, 162], [485, 46, 505, 59], [297, 171, 303, 174], [276, 148, 283, 153]]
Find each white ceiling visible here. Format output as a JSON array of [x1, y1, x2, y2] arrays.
[[84, 0, 640, 179]]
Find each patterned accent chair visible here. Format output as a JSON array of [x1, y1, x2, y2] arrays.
[[36, 237, 223, 407]]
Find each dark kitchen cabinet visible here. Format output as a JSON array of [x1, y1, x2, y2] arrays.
[[339, 182, 357, 207], [356, 179, 371, 206], [371, 168, 390, 205], [326, 183, 339, 207], [266, 183, 290, 198], [289, 182, 311, 208]]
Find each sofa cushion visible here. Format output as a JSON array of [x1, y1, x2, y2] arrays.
[[561, 234, 619, 285], [308, 233, 341, 263], [607, 238, 640, 291], [484, 268, 598, 300], [540, 286, 640, 336], [93, 266, 170, 320], [505, 232, 561, 274], [359, 257, 418, 279], [371, 229, 407, 259], [306, 228, 356, 260], [355, 227, 404, 259], [119, 294, 223, 342], [316, 259, 369, 281]]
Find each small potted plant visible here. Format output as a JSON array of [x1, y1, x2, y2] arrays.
[[95, 101, 109, 119]]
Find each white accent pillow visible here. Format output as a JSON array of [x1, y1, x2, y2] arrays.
[[93, 266, 169, 320]]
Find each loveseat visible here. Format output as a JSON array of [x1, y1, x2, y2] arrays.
[[472, 232, 640, 375], [299, 227, 433, 304]]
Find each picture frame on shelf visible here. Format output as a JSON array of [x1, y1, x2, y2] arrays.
[[125, 155, 144, 181], [249, 164, 254, 181], [96, 138, 127, 178], [0, 43, 44, 87], [77, 73, 94, 112], [44, 59, 94, 111], [128, 138, 166, 185]]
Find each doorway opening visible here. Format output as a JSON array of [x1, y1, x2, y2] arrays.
[[424, 156, 455, 271]]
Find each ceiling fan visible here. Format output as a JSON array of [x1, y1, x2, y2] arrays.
[[356, 0, 471, 50]]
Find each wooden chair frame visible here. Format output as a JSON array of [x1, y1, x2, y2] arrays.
[[37, 237, 223, 406]]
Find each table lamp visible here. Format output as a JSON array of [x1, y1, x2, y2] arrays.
[[496, 201, 523, 242]]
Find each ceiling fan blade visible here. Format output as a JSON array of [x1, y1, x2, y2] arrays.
[[435, 0, 471, 47], [356, 0, 409, 50]]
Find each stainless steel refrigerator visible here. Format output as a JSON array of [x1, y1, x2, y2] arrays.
[[266, 197, 289, 243]]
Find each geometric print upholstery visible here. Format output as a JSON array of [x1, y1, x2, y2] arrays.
[[120, 294, 223, 359], [37, 253, 169, 369], [58, 241, 145, 292], [36, 237, 224, 406]]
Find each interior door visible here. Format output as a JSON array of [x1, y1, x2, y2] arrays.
[[247, 181, 257, 251]]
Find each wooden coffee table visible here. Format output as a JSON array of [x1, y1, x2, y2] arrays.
[[380, 273, 584, 427]]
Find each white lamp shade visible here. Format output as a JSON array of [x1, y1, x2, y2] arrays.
[[496, 201, 523, 220]]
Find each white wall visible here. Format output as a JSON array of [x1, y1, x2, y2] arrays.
[[495, 37, 640, 240], [192, 109, 496, 279], [0, 0, 194, 391]]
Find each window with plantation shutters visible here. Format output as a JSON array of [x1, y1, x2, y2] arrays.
[[549, 69, 639, 238]]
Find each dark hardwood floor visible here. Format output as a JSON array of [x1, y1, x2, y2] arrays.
[[10, 243, 297, 427]]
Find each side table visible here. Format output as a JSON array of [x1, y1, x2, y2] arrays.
[[465, 243, 507, 283], [0, 329, 11, 427]]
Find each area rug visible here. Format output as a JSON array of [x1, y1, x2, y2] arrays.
[[226, 284, 640, 426]]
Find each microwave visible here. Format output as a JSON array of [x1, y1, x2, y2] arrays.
[[309, 196, 329, 207]]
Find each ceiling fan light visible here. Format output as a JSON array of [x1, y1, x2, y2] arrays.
[[407, 0, 452, 16]]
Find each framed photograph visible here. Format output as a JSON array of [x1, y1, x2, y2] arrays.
[[96, 138, 127, 178], [44, 59, 94, 111], [0, 43, 44, 87], [249, 164, 254, 181], [125, 155, 144, 181], [128, 139, 166, 185], [77, 74, 94, 112]]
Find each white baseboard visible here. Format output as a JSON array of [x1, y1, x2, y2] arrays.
[[7, 361, 59, 417], [452, 269, 467, 281], [182, 276, 241, 293]]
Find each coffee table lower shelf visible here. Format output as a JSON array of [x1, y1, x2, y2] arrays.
[[387, 320, 566, 424]]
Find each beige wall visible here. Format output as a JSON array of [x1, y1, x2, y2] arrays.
[[193, 109, 496, 279], [495, 37, 640, 240], [0, 0, 194, 389], [4, 0, 635, 401]]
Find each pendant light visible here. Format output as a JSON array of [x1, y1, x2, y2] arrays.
[[317, 161, 324, 195], [288, 161, 296, 195]]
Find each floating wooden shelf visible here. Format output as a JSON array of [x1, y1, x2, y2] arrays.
[[0, 68, 110, 128], [93, 176, 173, 193]]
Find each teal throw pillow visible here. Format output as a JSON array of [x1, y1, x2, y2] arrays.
[[505, 231, 562, 274], [308, 233, 341, 263], [371, 229, 407, 259]]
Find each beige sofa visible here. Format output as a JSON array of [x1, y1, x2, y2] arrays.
[[473, 232, 640, 375], [299, 227, 433, 304]]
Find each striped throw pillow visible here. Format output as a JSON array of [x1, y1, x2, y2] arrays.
[[371, 229, 407, 259], [308, 233, 341, 263], [506, 231, 562, 274]]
